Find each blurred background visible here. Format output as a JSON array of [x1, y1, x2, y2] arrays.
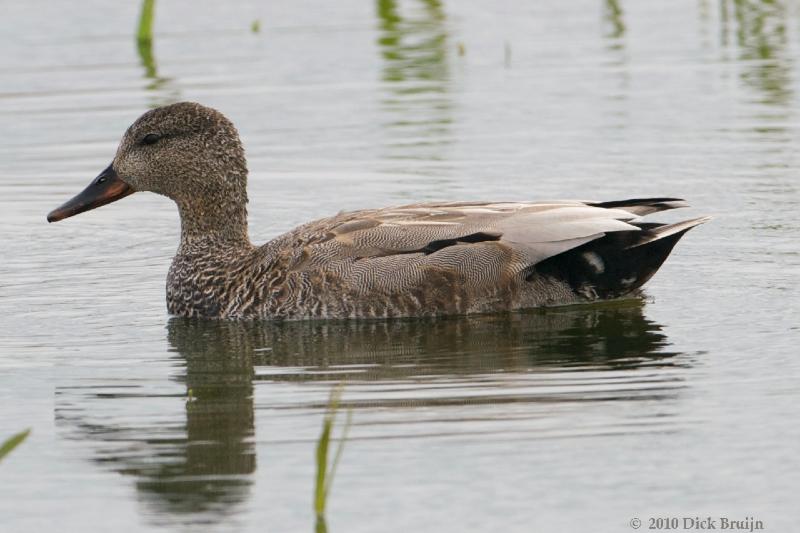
[[1, 1, 799, 532]]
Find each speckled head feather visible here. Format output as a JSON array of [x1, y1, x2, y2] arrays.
[[114, 102, 250, 244], [47, 103, 709, 319]]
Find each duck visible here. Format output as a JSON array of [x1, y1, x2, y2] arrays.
[[47, 102, 709, 320]]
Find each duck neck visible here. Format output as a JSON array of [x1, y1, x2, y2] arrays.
[[176, 194, 252, 253]]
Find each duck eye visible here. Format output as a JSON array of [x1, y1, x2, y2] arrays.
[[142, 133, 161, 145]]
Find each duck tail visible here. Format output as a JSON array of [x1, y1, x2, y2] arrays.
[[534, 215, 711, 300], [626, 216, 712, 248]]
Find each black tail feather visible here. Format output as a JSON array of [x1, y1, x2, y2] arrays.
[[588, 198, 688, 216], [590, 197, 684, 209], [531, 222, 698, 300]]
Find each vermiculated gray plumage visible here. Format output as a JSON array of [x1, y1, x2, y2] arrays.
[[47, 102, 710, 320]]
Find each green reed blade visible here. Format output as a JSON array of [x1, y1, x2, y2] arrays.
[[324, 408, 352, 502], [0, 429, 30, 462], [137, 0, 156, 43], [314, 385, 348, 517], [315, 414, 332, 516]]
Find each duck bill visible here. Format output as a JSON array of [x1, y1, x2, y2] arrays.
[[47, 165, 134, 223]]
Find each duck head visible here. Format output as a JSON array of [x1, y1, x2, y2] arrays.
[[47, 102, 249, 242]]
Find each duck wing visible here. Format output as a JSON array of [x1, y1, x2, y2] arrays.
[[287, 198, 691, 273]]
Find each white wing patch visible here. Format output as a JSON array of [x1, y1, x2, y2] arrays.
[[582, 251, 605, 273]]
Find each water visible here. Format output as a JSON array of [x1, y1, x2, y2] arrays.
[[1, 0, 799, 531]]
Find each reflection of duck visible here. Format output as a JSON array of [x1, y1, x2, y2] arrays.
[[55, 301, 676, 526], [136, 329, 257, 519], [47, 103, 708, 320], [170, 299, 677, 385], [56, 323, 256, 524]]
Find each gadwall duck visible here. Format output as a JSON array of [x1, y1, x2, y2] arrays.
[[47, 102, 709, 320]]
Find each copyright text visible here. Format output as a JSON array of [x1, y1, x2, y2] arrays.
[[630, 516, 764, 531]]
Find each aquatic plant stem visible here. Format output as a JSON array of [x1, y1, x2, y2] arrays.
[[137, 0, 156, 44], [325, 409, 352, 502], [314, 410, 332, 516], [0, 429, 30, 462], [314, 385, 352, 519]]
